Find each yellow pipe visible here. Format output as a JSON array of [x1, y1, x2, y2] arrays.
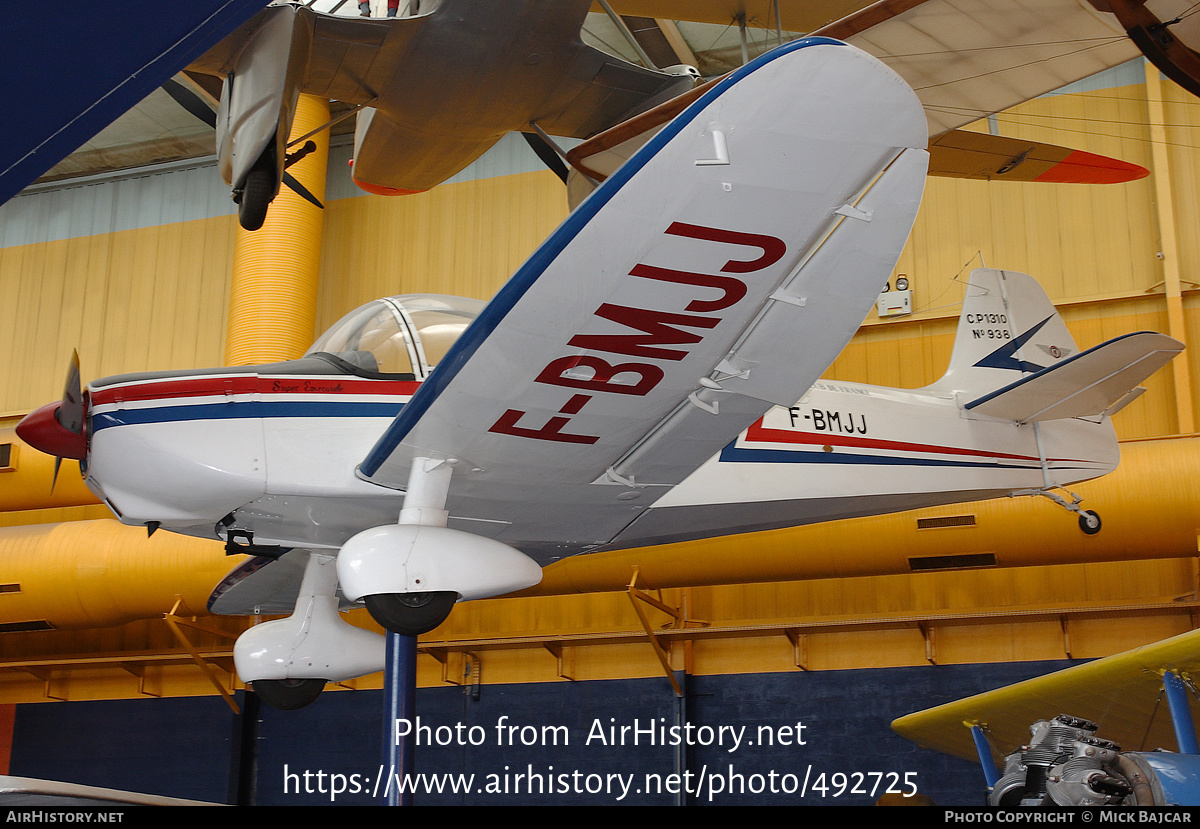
[[0, 436, 1194, 630], [225, 94, 330, 366], [0, 520, 241, 630], [524, 436, 1200, 594]]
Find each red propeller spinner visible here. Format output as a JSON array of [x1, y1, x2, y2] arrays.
[[16, 351, 88, 462]]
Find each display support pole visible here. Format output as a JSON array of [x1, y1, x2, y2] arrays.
[[382, 631, 418, 806]]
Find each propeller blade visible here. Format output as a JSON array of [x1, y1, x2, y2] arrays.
[[521, 132, 570, 185], [284, 141, 317, 169], [282, 172, 324, 209], [59, 350, 84, 435], [161, 77, 218, 129]]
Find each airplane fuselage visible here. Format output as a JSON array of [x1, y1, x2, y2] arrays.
[[83, 360, 1118, 566]]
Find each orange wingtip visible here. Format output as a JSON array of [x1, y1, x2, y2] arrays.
[[349, 161, 427, 195], [353, 179, 427, 196], [1034, 150, 1150, 185]]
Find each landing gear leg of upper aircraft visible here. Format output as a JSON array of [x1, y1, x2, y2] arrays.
[[337, 457, 543, 635]]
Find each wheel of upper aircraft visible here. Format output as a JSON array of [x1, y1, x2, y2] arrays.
[[1078, 510, 1102, 535], [364, 591, 458, 636], [235, 145, 277, 231], [252, 678, 327, 711]]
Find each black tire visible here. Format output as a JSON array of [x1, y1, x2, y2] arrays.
[[253, 677, 326, 710], [1078, 510, 1102, 535], [237, 161, 274, 231], [364, 591, 457, 635]]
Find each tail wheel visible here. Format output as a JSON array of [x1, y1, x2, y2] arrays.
[[1078, 510, 1102, 535], [253, 678, 326, 710], [364, 591, 457, 635]]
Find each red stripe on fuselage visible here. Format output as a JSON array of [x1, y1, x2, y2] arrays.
[[90, 375, 420, 406], [745, 420, 1090, 464]]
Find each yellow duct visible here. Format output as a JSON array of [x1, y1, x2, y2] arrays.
[[225, 93, 330, 366], [0, 436, 1195, 631], [0, 520, 240, 630]]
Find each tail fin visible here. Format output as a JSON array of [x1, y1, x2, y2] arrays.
[[931, 268, 1183, 423], [930, 268, 1080, 396]]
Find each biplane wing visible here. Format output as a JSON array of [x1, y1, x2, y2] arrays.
[[816, 0, 1141, 138], [892, 627, 1200, 763], [357, 37, 929, 559], [567, 0, 1150, 200]]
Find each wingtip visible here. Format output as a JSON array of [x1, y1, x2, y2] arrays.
[[1033, 150, 1150, 184]]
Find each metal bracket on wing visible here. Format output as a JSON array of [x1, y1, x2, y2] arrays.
[[695, 128, 730, 166], [687, 377, 726, 415], [834, 203, 873, 222]]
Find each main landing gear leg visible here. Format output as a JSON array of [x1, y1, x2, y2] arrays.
[[378, 457, 453, 806], [370, 456, 458, 635], [233, 552, 385, 710], [337, 455, 541, 634]]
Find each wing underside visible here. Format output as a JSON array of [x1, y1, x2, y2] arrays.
[[817, 0, 1140, 138], [357, 39, 930, 560]]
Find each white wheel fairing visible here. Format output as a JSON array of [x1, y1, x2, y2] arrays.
[[233, 554, 385, 683], [337, 524, 543, 603]]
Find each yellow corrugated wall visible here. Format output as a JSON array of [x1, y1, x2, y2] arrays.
[[0, 218, 233, 414]]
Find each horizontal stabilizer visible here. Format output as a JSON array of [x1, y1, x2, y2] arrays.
[[965, 331, 1183, 423]]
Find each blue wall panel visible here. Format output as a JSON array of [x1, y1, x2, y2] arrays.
[[10, 694, 235, 802], [9, 660, 1081, 806]]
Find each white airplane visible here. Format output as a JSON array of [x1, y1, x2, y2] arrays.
[[16, 39, 1182, 711]]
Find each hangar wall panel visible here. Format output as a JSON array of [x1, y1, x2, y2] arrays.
[[0, 216, 233, 413]]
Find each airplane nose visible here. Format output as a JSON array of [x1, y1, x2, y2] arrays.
[[16, 401, 87, 460]]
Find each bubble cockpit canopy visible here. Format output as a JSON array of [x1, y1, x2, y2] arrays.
[[305, 294, 486, 379]]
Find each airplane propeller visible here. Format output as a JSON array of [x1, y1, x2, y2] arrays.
[[16, 351, 88, 489], [520, 132, 570, 185], [161, 76, 325, 217]]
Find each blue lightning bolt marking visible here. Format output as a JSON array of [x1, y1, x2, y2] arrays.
[[974, 316, 1052, 373]]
